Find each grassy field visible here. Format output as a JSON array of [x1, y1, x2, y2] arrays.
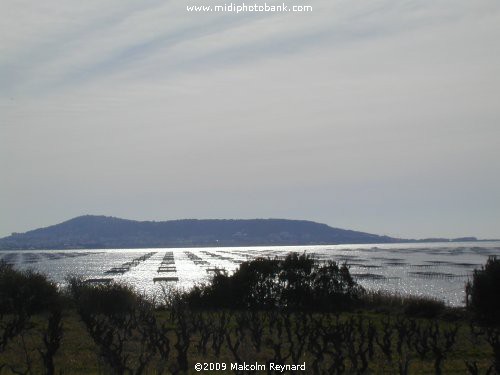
[[0, 307, 497, 374]]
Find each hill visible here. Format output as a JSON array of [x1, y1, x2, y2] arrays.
[[0, 215, 404, 249]]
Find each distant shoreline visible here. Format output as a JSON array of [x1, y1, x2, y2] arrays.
[[1, 215, 496, 251], [2, 239, 499, 252]]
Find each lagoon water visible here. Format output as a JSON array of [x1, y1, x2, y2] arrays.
[[2, 242, 500, 306]]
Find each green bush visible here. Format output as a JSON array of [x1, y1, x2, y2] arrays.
[[403, 296, 446, 318], [67, 277, 141, 316], [0, 260, 59, 315], [466, 256, 500, 323], [359, 291, 446, 318], [184, 252, 363, 311]]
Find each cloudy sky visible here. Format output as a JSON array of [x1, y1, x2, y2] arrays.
[[1, 0, 499, 239]]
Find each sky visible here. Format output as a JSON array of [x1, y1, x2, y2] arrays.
[[1, 0, 499, 239]]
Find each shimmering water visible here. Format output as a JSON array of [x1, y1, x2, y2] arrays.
[[2, 242, 499, 306]]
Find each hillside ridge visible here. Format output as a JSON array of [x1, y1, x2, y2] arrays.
[[0, 215, 405, 249]]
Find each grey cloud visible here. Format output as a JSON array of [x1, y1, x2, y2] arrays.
[[1, 0, 499, 239]]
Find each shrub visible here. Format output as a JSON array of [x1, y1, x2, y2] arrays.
[[0, 260, 59, 315], [402, 296, 445, 318], [67, 277, 141, 317], [0, 261, 63, 373], [466, 256, 500, 323], [309, 260, 363, 310], [184, 252, 363, 311], [358, 291, 445, 318]]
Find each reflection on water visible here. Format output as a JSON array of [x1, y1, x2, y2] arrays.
[[1, 241, 499, 306]]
